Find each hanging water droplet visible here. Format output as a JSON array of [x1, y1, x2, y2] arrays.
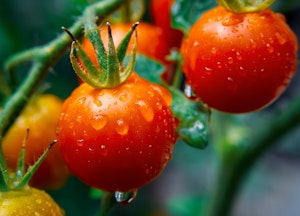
[[136, 100, 154, 122], [115, 119, 129, 135], [91, 114, 108, 131], [115, 190, 137, 205]]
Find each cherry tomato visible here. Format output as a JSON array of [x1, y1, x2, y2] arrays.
[[150, 0, 183, 48], [58, 73, 177, 192], [82, 22, 170, 65], [181, 6, 298, 113], [0, 187, 64, 215], [2, 94, 69, 190]]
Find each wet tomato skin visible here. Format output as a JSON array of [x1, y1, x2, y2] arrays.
[[58, 73, 177, 192], [181, 6, 298, 113], [0, 187, 64, 216]]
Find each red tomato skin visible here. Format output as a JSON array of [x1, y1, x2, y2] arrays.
[[150, 0, 183, 48], [58, 73, 177, 192], [181, 6, 298, 113]]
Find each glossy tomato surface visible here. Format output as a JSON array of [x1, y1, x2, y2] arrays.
[[58, 73, 177, 192], [150, 0, 183, 48], [82, 22, 170, 64], [0, 187, 65, 216], [181, 6, 298, 113], [2, 94, 69, 190]]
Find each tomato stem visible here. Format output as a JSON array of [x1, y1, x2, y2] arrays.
[[206, 93, 300, 216], [216, 0, 275, 13], [71, 16, 138, 89]]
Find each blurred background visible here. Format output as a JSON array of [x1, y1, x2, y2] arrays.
[[0, 0, 300, 215]]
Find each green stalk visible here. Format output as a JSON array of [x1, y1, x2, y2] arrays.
[[206, 93, 300, 216]]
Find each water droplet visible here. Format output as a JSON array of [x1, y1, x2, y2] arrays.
[[147, 90, 155, 97], [78, 97, 86, 105], [136, 100, 154, 122], [266, 43, 274, 53], [116, 119, 129, 135], [91, 114, 108, 131], [193, 41, 199, 46], [99, 145, 108, 156], [88, 147, 95, 152], [204, 67, 212, 74], [236, 52, 242, 60], [156, 102, 162, 110], [69, 122, 74, 129], [250, 39, 257, 48], [94, 99, 102, 107], [211, 47, 217, 54], [275, 32, 287, 45], [227, 57, 234, 64], [77, 139, 84, 146], [35, 199, 42, 204], [76, 115, 83, 123], [119, 93, 127, 102], [115, 190, 138, 205]]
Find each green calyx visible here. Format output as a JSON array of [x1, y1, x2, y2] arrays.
[[69, 22, 138, 89], [217, 0, 275, 13], [0, 130, 56, 191]]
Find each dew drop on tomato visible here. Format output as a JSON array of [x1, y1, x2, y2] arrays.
[[114, 190, 138, 205], [136, 100, 154, 122], [119, 93, 127, 102], [91, 114, 108, 131], [115, 119, 129, 135], [77, 139, 84, 147]]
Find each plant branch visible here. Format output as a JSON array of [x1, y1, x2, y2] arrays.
[[206, 93, 300, 216]]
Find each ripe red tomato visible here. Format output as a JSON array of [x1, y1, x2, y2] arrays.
[[58, 73, 177, 192], [181, 6, 298, 113], [82, 22, 170, 65], [2, 94, 69, 190], [150, 0, 183, 48], [0, 187, 65, 215]]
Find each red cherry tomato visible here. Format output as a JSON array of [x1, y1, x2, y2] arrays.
[[150, 0, 183, 48], [58, 73, 177, 192], [2, 94, 69, 190], [181, 6, 298, 113]]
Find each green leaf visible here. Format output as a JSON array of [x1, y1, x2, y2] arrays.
[[171, 0, 217, 35], [169, 86, 210, 149], [134, 54, 165, 83]]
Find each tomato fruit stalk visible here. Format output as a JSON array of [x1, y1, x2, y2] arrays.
[[181, 6, 298, 113]]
